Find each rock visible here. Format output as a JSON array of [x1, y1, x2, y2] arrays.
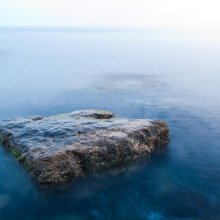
[[0, 109, 169, 185]]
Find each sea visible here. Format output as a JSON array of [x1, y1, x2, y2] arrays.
[[0, 28, 220, 220]]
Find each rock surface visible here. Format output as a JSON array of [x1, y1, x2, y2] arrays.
[[0, 109, 169, 185]]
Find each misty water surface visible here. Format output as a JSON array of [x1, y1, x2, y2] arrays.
[[0, 28, 220, 220]]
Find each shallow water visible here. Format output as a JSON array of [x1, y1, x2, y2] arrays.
[[0, 28, 220, 220]]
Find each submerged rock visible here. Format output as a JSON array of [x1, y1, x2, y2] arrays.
[[0, 109, 169, 185]]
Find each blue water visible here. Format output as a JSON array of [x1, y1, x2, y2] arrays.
[[0, 28, 220, 220]]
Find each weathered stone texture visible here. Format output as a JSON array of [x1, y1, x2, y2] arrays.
[[0, 110, 169, 185]]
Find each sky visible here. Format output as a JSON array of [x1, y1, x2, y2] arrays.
[[1, 0, 220, 29]]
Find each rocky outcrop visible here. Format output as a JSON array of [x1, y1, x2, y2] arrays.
[[0, 109, 169, 185]]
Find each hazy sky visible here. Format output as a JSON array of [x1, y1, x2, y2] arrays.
[[1, 0, 220, 29]]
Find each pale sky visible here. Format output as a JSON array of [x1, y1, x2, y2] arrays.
[[1, 0, 220, 29]]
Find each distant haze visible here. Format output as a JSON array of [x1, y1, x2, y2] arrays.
[[1, 0, 220, 29]]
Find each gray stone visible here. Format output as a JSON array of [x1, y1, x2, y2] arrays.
[[0, 109, 169, 185]]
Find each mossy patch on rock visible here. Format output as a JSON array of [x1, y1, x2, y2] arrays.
[[22, 160, 33, 172], [9, 147, 21, 158], [8, 147, 33, 171]]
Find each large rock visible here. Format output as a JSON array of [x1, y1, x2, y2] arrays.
[[0, 109, 169, 185]]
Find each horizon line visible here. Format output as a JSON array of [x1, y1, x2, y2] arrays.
[[0, 25, 220, 32]]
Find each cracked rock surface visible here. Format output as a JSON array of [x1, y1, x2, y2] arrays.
[[0, 109, 169, 185]]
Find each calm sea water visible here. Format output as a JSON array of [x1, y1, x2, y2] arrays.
[[0, 28, 220, 220]]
